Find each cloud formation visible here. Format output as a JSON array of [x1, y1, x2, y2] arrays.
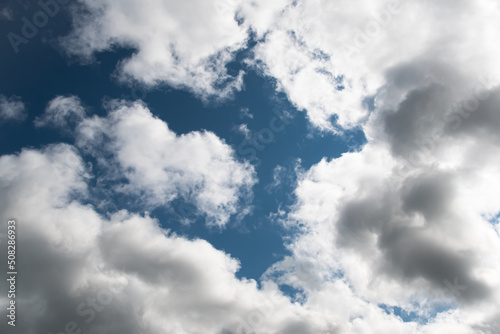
[[35, 97, 256, 227], [0, 144, 334, 334], [250, 1, 500, 331], [34, 95, 86, 129], [3, 0, 500, 332], [241, 0, 500, 132], [0, 94, 26, 123], [271, 76, 500, 333], [62, 0, 248, 100]]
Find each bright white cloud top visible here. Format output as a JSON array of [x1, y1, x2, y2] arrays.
[[1, 0, 500, 333]]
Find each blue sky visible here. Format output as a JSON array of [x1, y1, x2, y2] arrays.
[[1, 1, 500, 333]]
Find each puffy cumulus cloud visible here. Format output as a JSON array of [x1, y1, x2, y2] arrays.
[[0, 145, 338, 334], [0, 94, 26, 123], [269, 143, 500, 332], [267, 80, 500, 332], [41, 97, 256, 227], [34, 95, 86, 130], [251, 28, 366, 131], [61, 0, 248, 100], [243, 0, 500, 131], [246, 1, 500, 331]]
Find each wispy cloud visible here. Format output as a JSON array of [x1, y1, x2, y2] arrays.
[[0, 95, 26, 123]]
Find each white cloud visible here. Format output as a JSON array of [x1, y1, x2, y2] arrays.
[[71, 99, 256, 227], [251, 28, 368, 131], [0, 94, 26, 123], [265, 164, 294, 194], [239, 107, 253, 119], [61, 0, 248, 101], [34, 95, 86, 129], [246, 0, 500, 131], [237, 123, 251, 138]]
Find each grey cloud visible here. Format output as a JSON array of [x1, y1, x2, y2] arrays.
[[334, 169, 492, 304], [446, 86, 500, 141], [401, 172, 454, 221], [472, 313, 500, 334], [378, 227, 490, 304], [381, 82, 452, 158], [337, 197, 394, 250], [278, 321, 329, 334], [377, 62, 500, 167]]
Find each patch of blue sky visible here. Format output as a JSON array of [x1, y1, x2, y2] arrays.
[[489, 213, 500, 225], [378, 301, 456, 325], [480, 212, 500, 226]]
